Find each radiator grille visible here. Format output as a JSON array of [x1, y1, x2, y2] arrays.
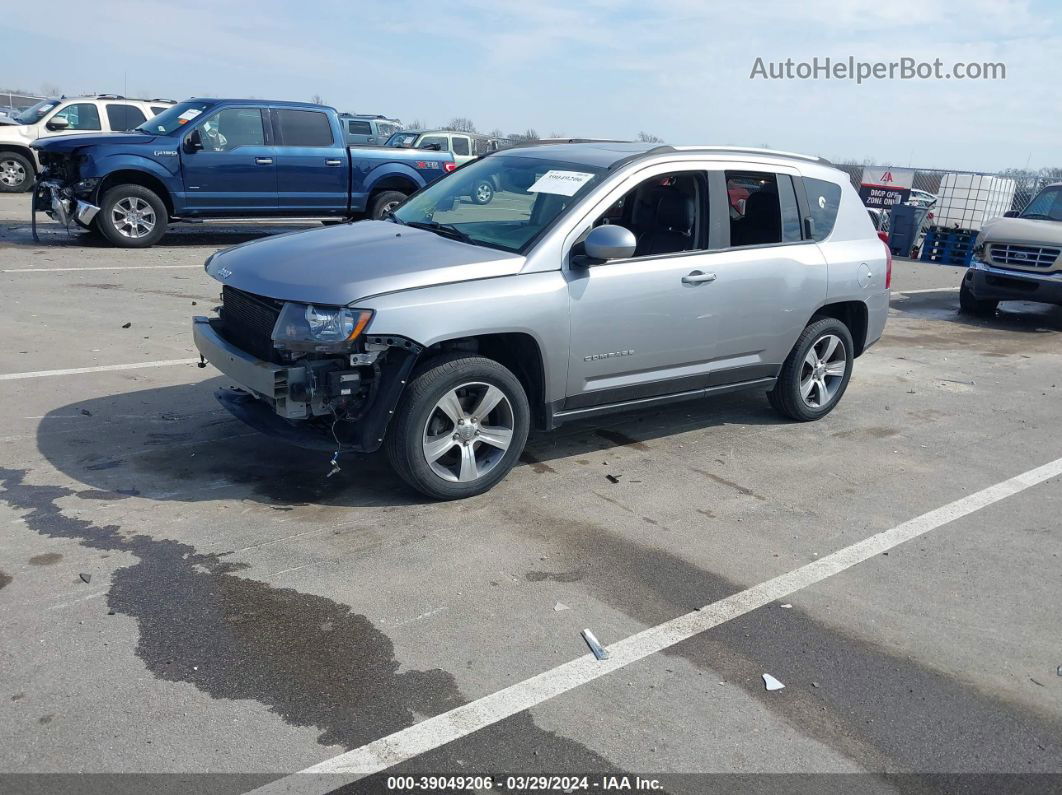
[[220, 286, 282, 362], [988, 243, 1061, 270]]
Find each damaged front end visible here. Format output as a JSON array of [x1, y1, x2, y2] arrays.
[[194, 286, 421, 454], [31, 151, 100, 238]]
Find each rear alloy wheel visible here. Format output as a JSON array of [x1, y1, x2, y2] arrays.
[[470, 180, 494, 205], [959, 277, 998, 317], [386, 354, 529, 499], [370, 190, 408, 220], [97, 184, 168, 247], [768, 317, 854, 421], [0, 152, 33, 193]]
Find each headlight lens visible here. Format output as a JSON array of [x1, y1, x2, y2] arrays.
[[271, 302, 373, 352]]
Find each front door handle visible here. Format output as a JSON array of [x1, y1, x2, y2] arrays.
[[255, 157, 273, 165], [324, 159, 342, 166], [682, 270, 717, 284]]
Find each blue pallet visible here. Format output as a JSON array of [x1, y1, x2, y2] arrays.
[[919, 226, 978, 267]]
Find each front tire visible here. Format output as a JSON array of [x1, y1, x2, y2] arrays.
[[370, 190, 408, 220], [768, 317, 854, 422], [0, 151, 34, 193], [959, 277, 998, 317], [470, 180, 494, 205], [385, 354, 530, 500], [96, 184, 168, 248]]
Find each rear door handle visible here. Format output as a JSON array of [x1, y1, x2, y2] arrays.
[[682, 270, 717, 284], [255, 157, 273, 165], [325, 159, 342, 166]]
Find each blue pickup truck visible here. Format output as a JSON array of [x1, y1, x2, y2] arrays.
[[30, 99, 455, 247]]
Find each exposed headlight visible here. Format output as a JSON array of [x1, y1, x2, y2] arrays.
[[271, 302, 373, 353]]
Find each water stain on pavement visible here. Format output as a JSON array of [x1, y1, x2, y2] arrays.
[[689, 468, 767, 501], [595, 429, 650, 451], [28, 553, 62, 566], [0, 467, 619, 773]]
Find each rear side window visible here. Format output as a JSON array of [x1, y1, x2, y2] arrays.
[[150, 106, 168, 116], [347, 120, 372, 135], [802, 177, 843, 241], [452, 136, 470, 156], [106, 104, 146, 131], [275, 109, 333, 146], [419, 135, 447, 151], [726, 172, 783, 247]]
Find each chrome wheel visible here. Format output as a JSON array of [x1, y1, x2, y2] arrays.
[[111, 196, 156, 239], [422, 382, 514, 483], [475, 182, 493, 203], [799, 334, 847, 408], [382, 200, 401, 215], [0, 158, 27, 187]]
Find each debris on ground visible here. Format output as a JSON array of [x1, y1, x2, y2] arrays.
[[79, 573, 92, 584], [581, 628, 609, 660], [605, 474, 620, 484], [79, 408, 92, 416], [812, 681, 820, 688], [762, 673, 785, 691], [554, 602, 570, 612], [780, 603, 792, 609], [121, 322, 131, 329]]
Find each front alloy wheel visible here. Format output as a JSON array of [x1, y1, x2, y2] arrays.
[[422, 383, 515, 482]]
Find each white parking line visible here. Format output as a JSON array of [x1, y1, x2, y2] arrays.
[[0, 359, 199, 381], [251, 454, 1062, 795], [2, 265, 202, 273]]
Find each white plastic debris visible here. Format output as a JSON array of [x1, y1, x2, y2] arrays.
[[780, 603, 792, 609], [762, 673, 785, 691], [554, 602, 570, 612]]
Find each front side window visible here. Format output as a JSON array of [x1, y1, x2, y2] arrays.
[[106, 104, 146, 131], [802, 177, 843, 241], [1021, 186, 1062, 222], [393, 154, 606, 253], [275, 109, 333, 146], [586, 171, 706, 257], [452, 136, 471, 156], [52, 102, 101, 131], [726, 172, 783, 247], [199, 108, 265, 151]]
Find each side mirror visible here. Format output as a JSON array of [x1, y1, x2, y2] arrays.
[[184, 129, 203, 153], [1003, 210, 1018, 218], [576, 225, 637, 266], [46, 116, 70, 131]]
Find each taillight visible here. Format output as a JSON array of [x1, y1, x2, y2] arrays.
[[883, 240, 893, 289], [877, 230, 888, 244], [443, 162, 457, 173]]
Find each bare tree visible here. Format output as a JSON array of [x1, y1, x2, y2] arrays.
[[310, 94, 325, 105], [447, 117, 477, 133], [406, 118, 427, 131], [488, 128, 505, 139], [40, 82, 61, 97], [636, 131, 663, 143], [507, 128, 539, 143]]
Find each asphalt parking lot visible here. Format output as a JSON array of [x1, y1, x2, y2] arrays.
[[1, 194, 1061, 794]]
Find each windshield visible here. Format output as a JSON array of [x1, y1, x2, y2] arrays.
[[1020, 186, 1062, 221], [15, 99, 59, 124], [135, 100, 214, 135], [386, 132, 419, 148], [392, 154, 607, 254]]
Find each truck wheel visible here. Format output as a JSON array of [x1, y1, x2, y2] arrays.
[[958, 277, 998, 317], [0, 151, 34, 193], [385, 354, 530, 500], [370, 190, 407, 220], [97, 184, 168, 248], [470, 180, 494, 205], [767, 317, 854, 422]]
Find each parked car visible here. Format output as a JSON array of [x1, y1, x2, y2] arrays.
[[0, 95, 175, 193], [960, 183, 1062, 315], [30, 98, 456, 247], [385, 129, 508, 165], [193, 143, 889, 499], [340, 113, 402, 146]]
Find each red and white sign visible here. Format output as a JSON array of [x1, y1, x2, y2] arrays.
[[859, 166, 914, 208]]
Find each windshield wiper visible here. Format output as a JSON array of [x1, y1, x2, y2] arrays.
[[407, 220, 474, 245]]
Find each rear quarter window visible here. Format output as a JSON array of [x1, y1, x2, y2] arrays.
[[802, 177, 843, 241], [106, 104, 147, 131], [275, 109, 334, 146]]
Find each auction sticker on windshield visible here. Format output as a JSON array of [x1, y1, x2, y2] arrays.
[[528, 170, 595, 196]]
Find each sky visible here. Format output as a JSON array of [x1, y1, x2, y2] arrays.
[[3, 0, 1059, 172]]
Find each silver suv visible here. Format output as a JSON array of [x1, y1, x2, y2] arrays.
[[193, 143, 890, 499]]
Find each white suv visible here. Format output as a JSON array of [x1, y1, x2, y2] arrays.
[[0, 95, 174, 192]]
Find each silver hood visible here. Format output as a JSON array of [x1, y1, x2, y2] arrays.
[[206, 220, 524, 306]]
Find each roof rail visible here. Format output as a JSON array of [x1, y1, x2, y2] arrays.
[[95, 93, 125, 100], [668, 145, 832, 164], [149, 98, 176, 103]]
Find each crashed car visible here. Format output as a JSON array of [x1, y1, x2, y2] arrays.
[[194, 143, 889, 499]]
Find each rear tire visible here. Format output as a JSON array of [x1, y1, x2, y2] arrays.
[[370, 190, 408, 220], [959, 277, 998, 317], [470, 180, 494, 205], [385, 354, 530, 500], [0, 151, 34, 193], [768, 317, 854, 422], [96, 184, 168, 248]]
